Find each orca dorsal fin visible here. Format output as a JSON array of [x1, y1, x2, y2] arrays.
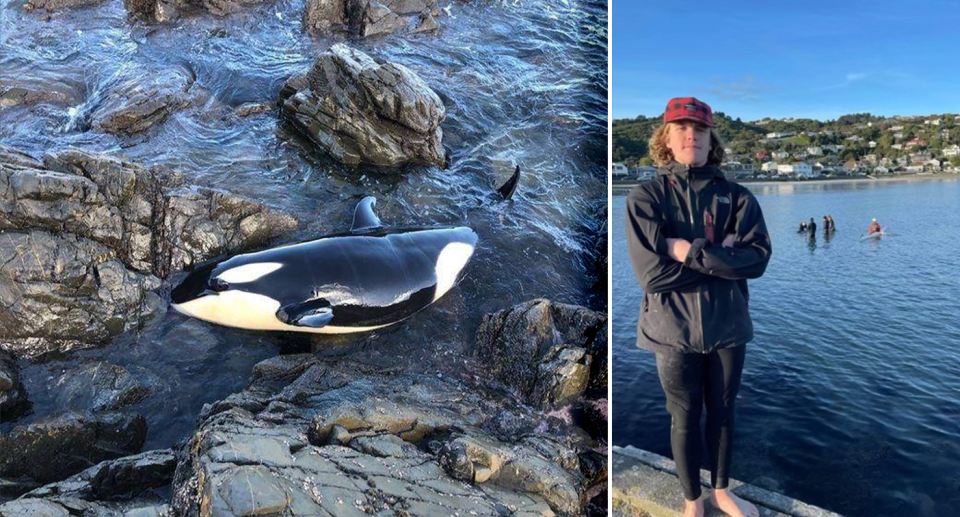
[[351, 196, 383, 233], [497, 165, 521, 201]]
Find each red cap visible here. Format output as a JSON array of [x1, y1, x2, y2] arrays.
[[663, 97, 714, 128]]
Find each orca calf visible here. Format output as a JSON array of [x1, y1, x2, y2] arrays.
[[171, 197, 478, 334]]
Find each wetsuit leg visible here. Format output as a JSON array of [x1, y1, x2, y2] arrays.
[[656, 350, 705, 501], [703, 345, 746, 490]]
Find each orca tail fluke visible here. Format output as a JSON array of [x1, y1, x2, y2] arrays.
[[497, 165, 521, 200]]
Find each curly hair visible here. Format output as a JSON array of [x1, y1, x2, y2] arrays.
[[648, 123, 726, 167]]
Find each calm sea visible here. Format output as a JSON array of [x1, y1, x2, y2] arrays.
[[613, 178, 960, 517]]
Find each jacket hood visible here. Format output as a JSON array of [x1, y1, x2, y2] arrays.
[[658, 161, 726, 180]]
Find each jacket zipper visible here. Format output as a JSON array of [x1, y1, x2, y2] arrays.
[[683, 166, 705, 354]]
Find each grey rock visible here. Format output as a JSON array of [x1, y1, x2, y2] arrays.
[[23, 449, 176, 501], [0, 349, 29, 420], [304, 0, 440, 38], [90, 67, 195, 136], [171, 356, 594, 517], [279, 44, 446, 168], [54, 361, 164, 412], [475, 299, 607, 409], [123, 0, 185, 23], [0, 411, 147, 488], [0, 146, 298, 357], [201, 0, 264, 16], [23, 0, 104, 11]]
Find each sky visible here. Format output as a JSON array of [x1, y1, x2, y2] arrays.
[[612, 0, 960, 122]]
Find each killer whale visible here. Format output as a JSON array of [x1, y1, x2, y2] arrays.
[[171, 197, 478, 334]]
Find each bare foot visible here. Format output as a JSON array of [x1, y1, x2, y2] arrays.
[[710, 489, 759, 517], [683, 497, 705, 517]]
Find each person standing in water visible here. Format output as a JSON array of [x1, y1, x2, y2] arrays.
[[807, 217, 816, 235], [626, 97, 771, 517]]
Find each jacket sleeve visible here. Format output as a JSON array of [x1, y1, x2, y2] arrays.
[[683, 186, 772, 280], [626, 186, 712, 293]]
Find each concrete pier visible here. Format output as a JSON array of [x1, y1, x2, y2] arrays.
[[612, 446, 844, 517]]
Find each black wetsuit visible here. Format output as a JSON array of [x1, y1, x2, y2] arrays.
[[626, 162, 772, 501], [808, 221, 817, 235]]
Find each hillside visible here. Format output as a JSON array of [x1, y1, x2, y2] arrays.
[[612, 112, 960, 167]]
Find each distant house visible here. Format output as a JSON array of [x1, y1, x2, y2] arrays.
[[924, 159, 942, 172], [924, 119, 941, 126], [793, 152, 808, 160], [776, 163, 814, 177], [807, 146, 823, 156], [943, 144, 960, 157], [843, 160, 858, 172], [868, 141, 877, 148], [806, 131, 818, 137], [905, 138, 928, 149], [906, 165, 924, 173], [761, 161, 779, 172], [874, 166, 890, 175], [938, 129, 951, 139], [845, 135, 863, 142], [890, 125, 904, 131], [820, 130, 834, 136], [897, 156, 910, 166], [862, 154, 878, 165], [893, 132, 904, 139], [723, 162, 754, 178], [612, 162, 629, 178], [773, 151, 790, 160], [891, 143, 903, 150]]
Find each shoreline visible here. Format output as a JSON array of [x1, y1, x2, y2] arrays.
[[612, 172, 960, 193]]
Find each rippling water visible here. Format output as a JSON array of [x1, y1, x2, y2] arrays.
[[612, 178, 960, 517], [1, 0, 607, 450]]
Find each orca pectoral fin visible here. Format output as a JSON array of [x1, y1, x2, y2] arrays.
[[497, 165, 520, 200], [277, 303, 334, 328], [351, 196, 383, 233]]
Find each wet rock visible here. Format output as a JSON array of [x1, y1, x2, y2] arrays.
[[201, 0, 264, 16], [475, 299, 607, 409], [0, 146, 298, 357], [90, 67, 195, 136], [123, 0, 185, 23], [0, 497, 171, 517], [279, 44, 446, 168], [0, 411, 147, 491], [23, 449, 176, 501], [54, 361, 164, 412], [0, 77, 82, 109], [23, 0, 104, 11], [234, 101, 273, 117], [0, 350, 29, 420], [172, 356, 596, 517], [304, 0, 441, 38]]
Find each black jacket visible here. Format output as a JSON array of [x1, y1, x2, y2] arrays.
[[626, 162, 772, 354]]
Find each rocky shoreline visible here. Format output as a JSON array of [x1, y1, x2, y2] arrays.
[[1, 1, 607, 515]]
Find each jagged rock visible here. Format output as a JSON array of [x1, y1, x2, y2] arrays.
[[54, 361, 164, 412], [0, 77, 83, 109], [0, 146, 298, 357], [90, 67, 195, 136], [475, 299, 607, 409], [0, 411, 147, 493], [123, 0, 185, 23], [201, 0, 264, 16], [279, 44, 446, 168], [0, 498, 171, 517], [23, 449, 176, 501], [303, 0, 441, 38], [171, 356, 597, 517], [23, 0, 104, 11], [0, 349, 29, 420]]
